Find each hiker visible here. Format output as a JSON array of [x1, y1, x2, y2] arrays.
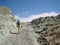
[[17, 20, 20, 28]]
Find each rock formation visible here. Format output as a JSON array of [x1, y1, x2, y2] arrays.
[[0, 6, 20, 45], [0, 6, 60, 45], [31, 14, 60, 45], [0, 6, 36, 45]]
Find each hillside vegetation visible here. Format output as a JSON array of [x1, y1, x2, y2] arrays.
[[31, 14, 60, 45]]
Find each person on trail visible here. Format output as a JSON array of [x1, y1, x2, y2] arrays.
[[16, 19, 20, 34], [17, 20, 20, 28]]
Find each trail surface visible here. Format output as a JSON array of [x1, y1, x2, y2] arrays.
[[10, 23, 37, 45]]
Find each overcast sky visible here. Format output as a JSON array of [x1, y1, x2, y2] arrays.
[[0, 0, 60, 22]]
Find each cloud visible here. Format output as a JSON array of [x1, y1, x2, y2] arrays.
[[15, 12, 59, 22]]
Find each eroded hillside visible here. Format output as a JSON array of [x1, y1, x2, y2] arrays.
[[0, 6, 37, 45], [31, 14, 60, 45], [0, 6, 60, 45]]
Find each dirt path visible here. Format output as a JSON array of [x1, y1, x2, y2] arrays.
[[9, 23, 37, 45], [15, 28, 33, 45], [0, 23, 41, 45]]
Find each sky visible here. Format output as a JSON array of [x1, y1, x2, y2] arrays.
[[0, 0, 60, 22]]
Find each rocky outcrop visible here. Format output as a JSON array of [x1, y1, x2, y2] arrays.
[[0, 6, 20, 45], [31, 14, 60, 45]]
